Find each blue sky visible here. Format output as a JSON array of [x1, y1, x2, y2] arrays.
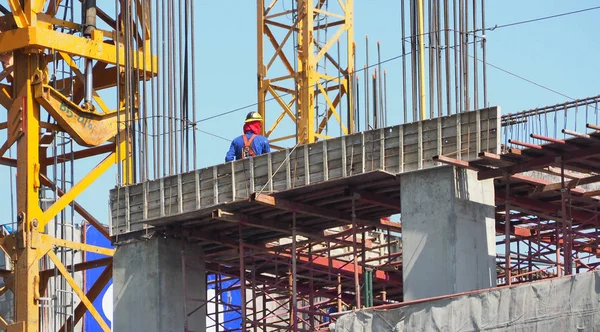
[[195, 0, 600, 165], [1, 1, 599, 227]]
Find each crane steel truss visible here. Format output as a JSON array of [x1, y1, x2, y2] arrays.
[[257, 0, 355, 147], [0, 1, 156, 331]]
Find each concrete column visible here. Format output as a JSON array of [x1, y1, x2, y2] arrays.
[[113, 237, 206, 331], [401, 166, 496, 301]]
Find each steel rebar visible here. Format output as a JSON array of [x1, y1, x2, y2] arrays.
[[410, 0, 418, 121], [377, 41, 383, 128], [435, 0, 442, 117], [401, 0, 407, 123], [473, 0, 478, 110], [444, 0, 451, 115], [364, 64, 368, 130]]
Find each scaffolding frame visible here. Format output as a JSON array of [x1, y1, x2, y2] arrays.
[[436, 98, 600, 288], [114, 170, 403, 331], [164, 96, 600, 330]]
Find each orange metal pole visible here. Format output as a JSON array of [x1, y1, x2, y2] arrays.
[[504, 173, 511, 286]]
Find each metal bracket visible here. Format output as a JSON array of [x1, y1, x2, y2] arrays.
[[34, 83, 125, 146]]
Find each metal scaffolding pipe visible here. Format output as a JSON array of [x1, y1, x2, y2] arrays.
[[417, 0, 426, 119], [84, 59, 93, 105], [82, 0, 96, 107]]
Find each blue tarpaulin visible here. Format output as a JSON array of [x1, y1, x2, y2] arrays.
[[206, 274, 242, 331], [84, 224, 113, 331]]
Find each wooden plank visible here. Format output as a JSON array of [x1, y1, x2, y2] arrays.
[[436, 117, 442, 166], [417, 121, 423, 169], [342, 136, 347, 177], [268, 152, 274, 192], [177, 174, 183, 213], [142, 181, 148, 221], [125, 186, 130, 232], [399, 125, 404, 173], [159, 178, 165, 217], [360, 131, 367, 173], [323, 140, 329, 181], [304, 144, 310, 185], [213, 166, 218, 205], [286, 149, 291, 189], [433, 155, 481, 171], [380, 128, 385, 169], [478, 151, 515, 167], [231, 162, 236, 200], [476, 108, 481, 153], [250, 193, 402, 232], [195, 170, 201, 209], [249, 158, 255, 193], [456, 108, 462, 160]]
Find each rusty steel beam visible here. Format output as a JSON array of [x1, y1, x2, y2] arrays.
[[212, 209, 366, 247], [587, 123, 600, 131], [530, 134, 566, 145], [0, 269, 11, 278], [562, 129, 592, 139], [533, 174, 600, 193], [496, 191, 596, 226], [508, 139, 542, 150], [379, 218, 401, 231], [478, 151, 515, 167], [479, 145, 600, 180], [506, 147, 523, 156], [185, 228, 396, 284], [495, 223, 534, 237], [250, 193, 402, 232], [507, 174, 586, 196], [0, 156, 16, 167], [211, 209, 291, 233], [205, 261, 395, 302], [432, 155, 481, 171], [541, 166, 585, 180], [347, 189, 401, 211], [584, 190, 600, 197]]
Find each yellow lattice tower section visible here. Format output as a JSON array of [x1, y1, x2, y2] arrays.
[[257, 0, 354, 147], [0, 1, 155, 331]]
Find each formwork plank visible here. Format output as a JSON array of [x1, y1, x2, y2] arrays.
[[110, 107, 500, 234]]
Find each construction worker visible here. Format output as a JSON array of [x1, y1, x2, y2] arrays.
[[225, 111, 271, 162]]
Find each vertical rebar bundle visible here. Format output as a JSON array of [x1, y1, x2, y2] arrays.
[[117, 0, 197, 184], [355, 0, 487, 130]]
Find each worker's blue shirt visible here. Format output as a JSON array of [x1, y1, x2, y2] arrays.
[[225, 132, 271, 162]]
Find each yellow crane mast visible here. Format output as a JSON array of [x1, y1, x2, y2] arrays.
[[257, 0, 355, 147], [0, 0, 351, 330], [0, 1, 156, 331]]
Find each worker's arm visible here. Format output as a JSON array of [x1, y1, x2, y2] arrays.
[[225, 140, 236, 162], [263, 139, 271, 154]]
